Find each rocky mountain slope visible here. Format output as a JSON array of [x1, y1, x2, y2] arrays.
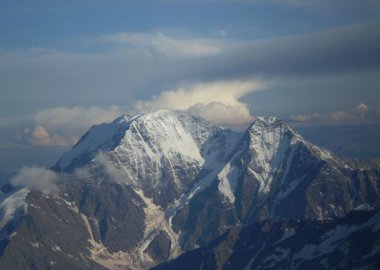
[[153, 207, 380, 270], [0, 109, 379, 269]]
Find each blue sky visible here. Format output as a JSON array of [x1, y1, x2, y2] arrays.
[[0, 0, 380, 170], [1, 1, 379, 49]]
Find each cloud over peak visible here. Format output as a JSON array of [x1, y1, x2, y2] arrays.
[[135, 79, 267, 125], [13, 80, 265, 148]]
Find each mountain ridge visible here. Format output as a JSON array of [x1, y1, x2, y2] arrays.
[[0, 109, 379, 270]]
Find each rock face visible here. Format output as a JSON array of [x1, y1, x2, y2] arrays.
[[153, 208, 380, 270], [0, 109, 379, 270]]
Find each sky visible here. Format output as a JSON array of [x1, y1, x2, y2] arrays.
[[0, 0, 380, 171]]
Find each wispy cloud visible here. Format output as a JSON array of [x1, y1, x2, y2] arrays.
[[93, 152, 135, 186], [1, 22, 379, 145], [162, 0, 380, 10], [102, 32, 223, 57], [1, 22, 379, 118], [10, 166, 59, 194], [263, 0, 380, 9], [289, 103, 380, 125]]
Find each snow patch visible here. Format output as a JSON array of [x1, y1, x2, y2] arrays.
[[292, 212, 380, 268], [247, 119, 293, 195], [109, 111, 206, 192], [274, 228, 296, 245], [263, 247, 290, 268], [218, 163, 240, 204], [52, 245, 62, 252], [31, 241, 41, 248], [0, 188, 29, 230], [353, 204, 374, 211]]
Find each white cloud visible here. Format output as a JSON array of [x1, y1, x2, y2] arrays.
[[289, 113, 321, 123], [135, 79, 266, 125], [136, 80, 263, 109], [14, 79, 265, 146], [27, 125, 68, 146], [1, 23, 379, 126], [20, 106, 124, 146], [102, 32, 223, 57], [93, 153, 134, 185], [2, 23, 379, 147], [290, 103, 380, 125], [11, 166, 59, 193], [187, 102, 253, 126], [356, 102, 369, 113]]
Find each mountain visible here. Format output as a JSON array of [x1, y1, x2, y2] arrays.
[[0, 109, 379, 270], [153, 207, 380, 270]]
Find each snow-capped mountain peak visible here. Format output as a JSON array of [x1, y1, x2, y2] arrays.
[[54, 111, 327, 206], [54, 110, 243, 207], [2, 110, 380, 270], [55, 110, 203, 171]]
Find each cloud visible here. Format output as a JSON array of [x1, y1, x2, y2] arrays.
[[19, 106, 124, 146], [27, 126, 68, 146], [102, 32, 223, 57], [102, 22, 380, 80], [93, 153, 135, 185], [264, 0, 380, 9], [11, 166, 59, 193], [135, 80, 264, 109], [12, 80, 264, 148], [289, 103, 380, 125], [10, 79, 264, 147], [163, 0, 380, 10], [1, 22, 379, 120], [135, 79, 266, 125], [187, 102, 253, 126], [1, 22, 379, 149], [204, 21, 380, 78]]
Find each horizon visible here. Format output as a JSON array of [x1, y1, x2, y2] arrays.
[[1, 109, 379, 173], [0, 0, 379, 172]]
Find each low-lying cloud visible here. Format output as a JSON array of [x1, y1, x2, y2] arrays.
[[11, 166, 59, 194], [135, 79, 266, 125], [290, 103, 380, 125], [19, 106, 124, 146], [93, 153, 135, 186]]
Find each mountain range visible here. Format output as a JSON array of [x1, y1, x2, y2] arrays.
[[0, 109, 379, 270]]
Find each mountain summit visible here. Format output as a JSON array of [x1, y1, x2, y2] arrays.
[[1, 110, 379, 269]]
